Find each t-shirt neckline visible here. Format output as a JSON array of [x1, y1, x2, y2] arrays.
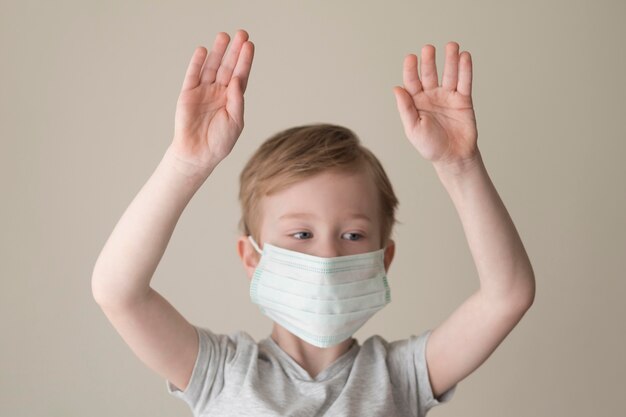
[[260, 336, 360, 382]]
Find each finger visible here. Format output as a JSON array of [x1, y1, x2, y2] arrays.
[[457, 51, 473, 96], [181, 46, 208, 91], [420, 44, 438, 90], [231, 40, 255, 94], [441, 41, 460, 91], [402, 54, 423, 96], [226, 76, 244, 129], [200, 32, 231, 84], [392, 86, 420, 134], [216, 29, 249, 86]]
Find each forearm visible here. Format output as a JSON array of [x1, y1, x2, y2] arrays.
[[434, 149, 535, 308], [91, 144, 214, 306]]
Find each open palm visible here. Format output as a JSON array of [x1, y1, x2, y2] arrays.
[[393, 42, 478, 167], [171, 30, 255, 172]]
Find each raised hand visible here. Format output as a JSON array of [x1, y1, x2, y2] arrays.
[[393, 42, 478, 171], [169, 29, 255, 174]]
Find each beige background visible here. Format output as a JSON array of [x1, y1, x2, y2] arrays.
[[2, 0, 624, 415]]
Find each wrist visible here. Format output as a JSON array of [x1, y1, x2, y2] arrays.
[[433, 149, 488, 195], [433, 148, 484, 179], [162, 144, 217, 186]]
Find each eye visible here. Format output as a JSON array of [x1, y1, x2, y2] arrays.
[[292, 231, 313, 240], [342, 232, 363, 241]]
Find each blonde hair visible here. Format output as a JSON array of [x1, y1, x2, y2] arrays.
[[238, 123, 399, 248]]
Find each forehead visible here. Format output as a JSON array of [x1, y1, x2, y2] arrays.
[[260, 168, 380, 223]]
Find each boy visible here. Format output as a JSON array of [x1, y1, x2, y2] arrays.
[[92, 29, 535, 416]]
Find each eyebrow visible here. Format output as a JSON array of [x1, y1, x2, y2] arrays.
[[278, 212, 372, 222]]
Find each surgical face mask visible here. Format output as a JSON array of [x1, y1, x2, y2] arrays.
[[247, 235, 391, 348]]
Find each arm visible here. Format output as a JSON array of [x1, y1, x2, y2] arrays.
[[91, 30, 255, 391], [393, 42, 535, 398]]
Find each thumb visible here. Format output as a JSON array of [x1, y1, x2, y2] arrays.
[[392, 86, 419, 133], [226, 76, 244, 129]]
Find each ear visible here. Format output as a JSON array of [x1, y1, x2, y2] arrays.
[[237, 235, 261, 281], [383, 239, 395, 273]]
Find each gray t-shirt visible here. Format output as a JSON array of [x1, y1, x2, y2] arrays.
[[166, 325, 457, 416]]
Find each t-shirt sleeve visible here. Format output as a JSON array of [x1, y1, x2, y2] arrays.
[[413, 329, 457, 416], [165, 325, 239, 415], [386, 329, 457, 417]]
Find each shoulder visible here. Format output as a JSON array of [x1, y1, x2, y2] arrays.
[[195, 326, 257, 343], [356, 331, 436, 379], [358, 331, 432, 357], [194, 326, 259, 363]]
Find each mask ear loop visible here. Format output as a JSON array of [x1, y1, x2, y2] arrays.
[[247, 235, 263, 255]]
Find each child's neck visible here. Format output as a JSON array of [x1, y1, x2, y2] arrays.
[[270, 324, 356, 379]]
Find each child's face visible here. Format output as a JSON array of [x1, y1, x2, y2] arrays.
[[237, 168, 395, 278]]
